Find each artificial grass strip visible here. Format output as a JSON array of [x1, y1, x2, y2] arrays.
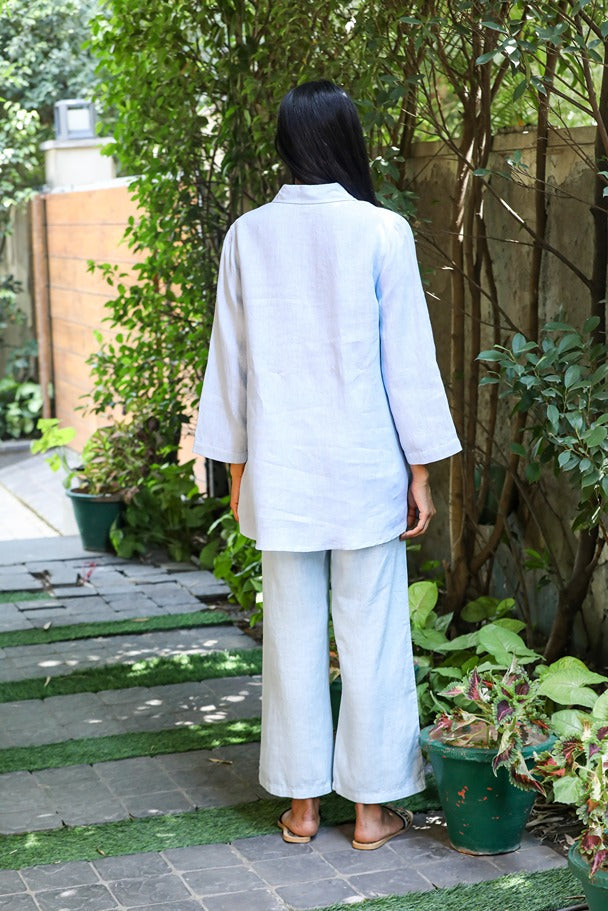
[[0, 786, 440, 870], [0, 647, 263, 704], [0, 590, 48, 603], [310, 869, 580, 911], [0, 718, 262, 774], [0, 609, 234, 649]]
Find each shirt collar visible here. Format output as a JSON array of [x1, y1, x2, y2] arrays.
[[272, 183, 355, 204]]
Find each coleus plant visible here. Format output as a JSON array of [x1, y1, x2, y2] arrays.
[[535, 704, 608, 877], [431, 663, 550, 793]]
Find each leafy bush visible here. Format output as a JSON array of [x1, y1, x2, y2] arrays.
[[430, 664, 550, 792], [0, 377, 42, 439], [535, 687, 608, 876], [110, 461, 221, 562], [32, 414, 171, 496], [199, 508, 262, 621], [409, 580, 541, 726], [478, 317, 608, 533]]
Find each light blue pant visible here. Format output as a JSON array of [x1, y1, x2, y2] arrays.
[[259, 538, 425, 803]]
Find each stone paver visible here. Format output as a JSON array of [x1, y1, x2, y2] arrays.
[[0, 741, 266, 834], [0, 537, 229, 633], [0, 625, 256, 682], [0, 675, 263, 750]]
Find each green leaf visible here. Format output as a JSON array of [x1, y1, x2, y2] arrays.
[[552, 776, 586, 807], [513, 79, 527, 101], [411, 627, 449, 651], [461, 596, 498, 623], [550, 709, 588, 737], [475, 49, 498, 65], [591, 690, 608, 721], [564, 365, 581, 388], [511, 442, 526, 457], [547, 404, 559, 429], [583, 425, 607, 447], [525, 461, 541, 482], [511, 332, 528, 355], [408, 581, 438, 628], [538, 657, 607, 706], [477, 623, 539, 661], [477, 348, 506, 362], [493, 618, 526, 633], [435, 632, 480, 652], [583, 315, 601, 334]]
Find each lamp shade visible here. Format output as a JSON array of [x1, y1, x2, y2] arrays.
[[54, 100, 97, 141]]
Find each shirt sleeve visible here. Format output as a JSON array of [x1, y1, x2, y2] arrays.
[[377, 217, 461, 464], [193, 226, 248, 463]]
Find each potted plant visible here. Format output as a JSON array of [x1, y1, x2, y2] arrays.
[[420, 663, 554, 855], [534, 695, 608, 911], [31, 416, 161, 551]]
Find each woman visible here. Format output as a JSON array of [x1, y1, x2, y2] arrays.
[[194, 80, 461, 849]]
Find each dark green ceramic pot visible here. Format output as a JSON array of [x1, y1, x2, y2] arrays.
[[568, 843, 608, 911], [67, 488, 124, 552], [420, 726, 555, 855]]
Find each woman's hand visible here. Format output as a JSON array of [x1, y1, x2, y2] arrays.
[[229, 462, 246, 522], [400, 464, 436, 539]]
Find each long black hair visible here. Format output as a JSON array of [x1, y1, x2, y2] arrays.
[[275, 80, 378, 205]]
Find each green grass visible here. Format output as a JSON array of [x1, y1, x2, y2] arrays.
[[0, 647, 263, 703], [311, 869, 580, 911], [0, 718, 262, 774], [0, 787, 440, 870], [0, 609, 234, 648], [0, 590, 49, 603]]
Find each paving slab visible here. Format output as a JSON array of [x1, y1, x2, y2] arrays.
[[0, 626, 256, 682], [0, 676, 263, 750]]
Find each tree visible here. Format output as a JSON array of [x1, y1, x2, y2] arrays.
[[87, 0, 607, 658], [0, 0, 101, 245]]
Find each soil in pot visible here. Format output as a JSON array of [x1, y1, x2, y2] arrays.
[[420, 725, 555, 855]]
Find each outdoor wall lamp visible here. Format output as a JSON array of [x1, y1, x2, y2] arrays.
[[53, 99, 97, 141]]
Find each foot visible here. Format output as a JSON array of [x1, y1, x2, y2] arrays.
[[279, 797, 320, 840], [352, 803, 411, 848]]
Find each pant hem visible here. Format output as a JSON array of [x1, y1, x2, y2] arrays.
[[332, 777, 427, 804], [260, 778, 333, 799]]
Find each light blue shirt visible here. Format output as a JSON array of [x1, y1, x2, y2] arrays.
[[194, 182, 461, 551]]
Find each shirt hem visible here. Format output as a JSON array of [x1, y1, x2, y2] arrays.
[[192, 443, 248, 462], [244, 522, 407, 554], [405, 438, 462, 465]]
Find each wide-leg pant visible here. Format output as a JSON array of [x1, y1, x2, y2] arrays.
[[259, 538, 425, 803]]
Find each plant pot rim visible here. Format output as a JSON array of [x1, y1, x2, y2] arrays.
[[568, 842, 608, 884], [420, 724, 555, 761], [67, 487, 123, 503]]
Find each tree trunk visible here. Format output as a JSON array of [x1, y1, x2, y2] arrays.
[[544, 528, 600, 662]]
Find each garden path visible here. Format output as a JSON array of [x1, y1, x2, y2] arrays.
[[0, 520, 567, 909]]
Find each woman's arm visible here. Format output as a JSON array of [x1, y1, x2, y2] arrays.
[[400, 463, 436, 539], [229, 462, 246, 522]]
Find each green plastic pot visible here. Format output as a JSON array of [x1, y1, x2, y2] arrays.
[[420, 725, 555, 855], [568, 843, 608, 911], [67, 488, 124, 552]]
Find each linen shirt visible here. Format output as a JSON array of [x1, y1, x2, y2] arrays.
[[194, 182, 461, 551]]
